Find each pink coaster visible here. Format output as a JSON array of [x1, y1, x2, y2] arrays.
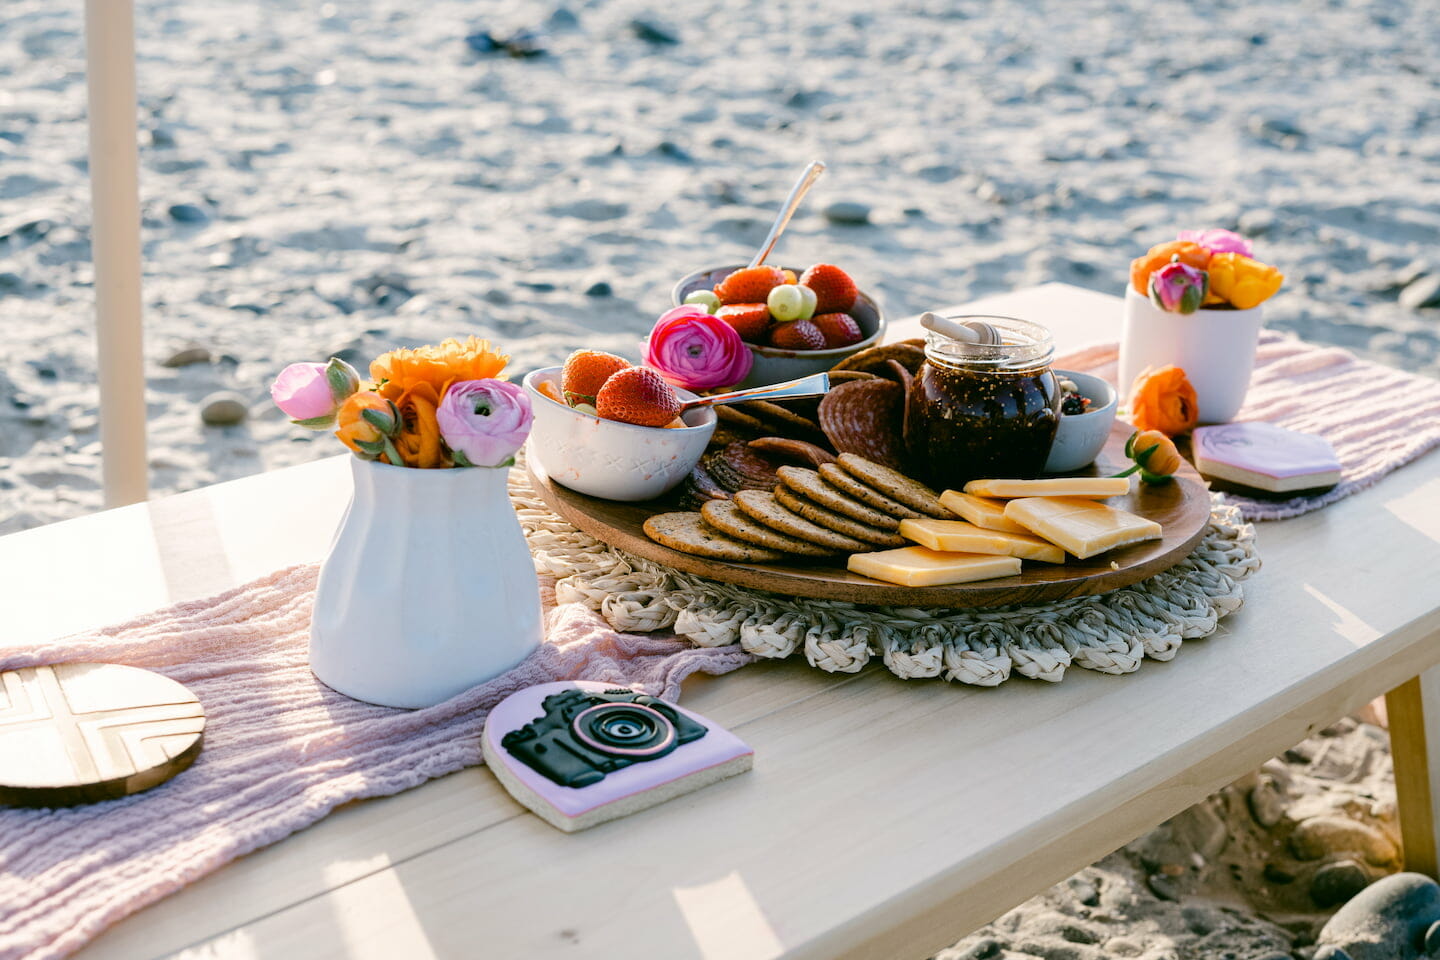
[[1193, 422, 1342, 493]]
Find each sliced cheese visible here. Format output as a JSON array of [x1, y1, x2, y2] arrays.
[[1003, 496, 1162, 560], [963, 477, 1132, 499], [898, 518, 1065, 564], [937, 490, 1031, 534], [848, 547, 1021, 588]]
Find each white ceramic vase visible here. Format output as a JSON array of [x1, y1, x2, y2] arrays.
[[1118, 286, 1264, 424], [309, 457, 543, 709]]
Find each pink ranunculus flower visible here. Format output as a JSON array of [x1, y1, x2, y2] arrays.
[[1149, 259, 1209, 314], [643, 305, 753, 391], [1177, 228, 1253, 258], [270, 358, 359, 428], [437, 379, 533, 467]]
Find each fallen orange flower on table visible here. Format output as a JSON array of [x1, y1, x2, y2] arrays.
[[1128, 365, 1199, 436]]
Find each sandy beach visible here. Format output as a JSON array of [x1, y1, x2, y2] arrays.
[[3, 0, 1439, 955]]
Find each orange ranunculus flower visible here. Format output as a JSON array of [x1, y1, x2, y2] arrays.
[[1206, 252, 1284, 310], [391, 381, 447, 469], [370, 337, 509, 403], [1129, 429, 1183, 478], [1130, 241, 1211, 297], [335, 391, 399, 462], [1128, 365, 1199, 437]]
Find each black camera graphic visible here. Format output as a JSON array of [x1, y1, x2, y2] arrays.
[[501, 687, 709, 788]]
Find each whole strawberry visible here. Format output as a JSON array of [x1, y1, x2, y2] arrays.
[[799, 263, 859, 314], [715, 303, 773, 344], [811, 312, 863, 348], [768, 319, 827, 351], [713, 265, 786, 306], [595, 366, 682, 427], [561, 349, 630, 406]]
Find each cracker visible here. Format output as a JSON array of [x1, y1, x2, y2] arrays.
[[836, 453, 951, 518], [829, 342, 925, 378], [748, 437, 837, 468], [775, 465, 900, 530], [818, 462, 927, 520], [826, 370, 879, 384], [713, 404, 767, 433], [773, 485, 908, 547], [733, 400, 823, 437], [731, 490, 870, 552], [643, 512, 784, 562], [700, 501, 837, 557]]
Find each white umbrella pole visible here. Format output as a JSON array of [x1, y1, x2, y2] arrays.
[[84, 0, 148, 507]]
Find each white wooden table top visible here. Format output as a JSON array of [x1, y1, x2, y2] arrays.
[[7, 283, 1440, 960]]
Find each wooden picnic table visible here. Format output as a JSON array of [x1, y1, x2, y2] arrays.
[[8, 283, 1440, 960]]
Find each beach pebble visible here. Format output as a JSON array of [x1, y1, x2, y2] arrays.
[[1146, 873, 1182, 901], [200, 392, 248, 427], [549, 198, 627, 221], [1399, 275, 1440, 311], [546, 7, 580, 31], [1249, 774, 1288, 827], [168, 203, 209, 224], [1311, 859, 1370, 908], [823, 200, 872, 225], [161, 346, 212, 368], [630, 18, 679, 45], [1316, 872, 1440, 958], [1068, 875, 1101, 906], [1289, 816, 1398, 865], [584, 281, 612, 297], [150, 126, 176, 148]]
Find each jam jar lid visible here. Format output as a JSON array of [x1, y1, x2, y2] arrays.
[[924, 315, 1055, 370]]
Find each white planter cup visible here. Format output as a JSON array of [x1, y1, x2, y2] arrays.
[[1118, 286, 1264, 424], [309, 457, 543, 709]]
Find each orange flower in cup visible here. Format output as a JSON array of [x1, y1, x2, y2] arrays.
[[1129, 241, 1210, 297], [370, 337, 509, 403], [1128, 365, 1199, 436], [335, 391, 400, 463], [391, 382, 447, 469]]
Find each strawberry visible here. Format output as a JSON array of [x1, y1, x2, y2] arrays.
[[768, 319, 826, 350], [811, 312, 863, 348], [596, 366, 682, 427], [561, 349, 630, 406], [799, 263, 859, 314], [716, 303, 773, 344], [713, 265, 786, 305]]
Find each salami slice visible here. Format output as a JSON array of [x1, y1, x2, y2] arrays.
[[747, 437, 837, 468], [706, 441, 783, 492], [817, 378, 907, 470], [830, 342, 925, 378]]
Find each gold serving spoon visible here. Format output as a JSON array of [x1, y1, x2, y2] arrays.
[[680, 372, 831, 412], [747, 160, 827, 269]]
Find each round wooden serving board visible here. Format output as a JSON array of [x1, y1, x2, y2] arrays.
[[527, 424, 1213, 609]]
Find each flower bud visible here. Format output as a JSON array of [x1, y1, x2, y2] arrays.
[[1148, 257, 1209, 314], [325, 357, 361, 405]]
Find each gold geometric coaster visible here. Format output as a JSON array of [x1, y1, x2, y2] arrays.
[[0, 663, 205, 808]]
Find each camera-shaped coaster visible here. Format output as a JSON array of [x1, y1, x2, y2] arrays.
[[482, 681, 752, 832]]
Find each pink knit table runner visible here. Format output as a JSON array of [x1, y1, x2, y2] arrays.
[[0, 567, 752, 960], [1058, 330, 1440, 520]]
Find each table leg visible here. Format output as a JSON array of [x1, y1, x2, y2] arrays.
[[1386, 665, 1440, 879]]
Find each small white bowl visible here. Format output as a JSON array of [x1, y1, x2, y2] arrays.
[[522, 366, 716, 502], [1043, 370, 1118, 474]]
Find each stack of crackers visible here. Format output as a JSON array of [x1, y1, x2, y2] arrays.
[[644, 454, 950, 563]]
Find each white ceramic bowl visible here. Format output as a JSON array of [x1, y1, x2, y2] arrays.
[[1043, 369, 1118, 474], [522, 366, 716, 502], [671, 265, 887, 388]]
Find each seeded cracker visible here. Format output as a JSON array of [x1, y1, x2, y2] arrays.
[[643, 512, 785, 562], [731, 490, 871, 552], [818, 462, 927, 520], [773, 485, 908, 546], [836, 453, 952, 518], [700, 501, 838, 556], [775, 466, 901, 529]]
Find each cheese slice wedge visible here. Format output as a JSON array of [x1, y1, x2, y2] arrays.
[[848, 547, 1021, 588], [937, 490, 1031, 534], [1003, 497, 1162, 559], [898, 518, 1065, 564], [963, 477, 1132, 499]]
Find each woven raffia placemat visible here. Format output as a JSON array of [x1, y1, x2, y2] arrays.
[[510, 471, 1261, 685]]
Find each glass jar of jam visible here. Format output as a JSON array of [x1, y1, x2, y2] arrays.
[[905, 316, 1060, 488]]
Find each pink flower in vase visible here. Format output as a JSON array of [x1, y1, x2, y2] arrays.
[[1177, 228, 1253, 258], [1148, 258, 1209, 315], [270, 357, 360, 428], [437, 379, 533, 467]]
